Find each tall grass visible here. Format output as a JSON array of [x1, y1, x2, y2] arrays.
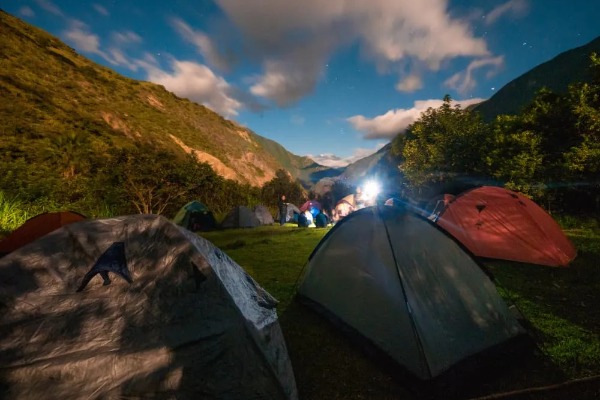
[[0, 192, 31, 233]]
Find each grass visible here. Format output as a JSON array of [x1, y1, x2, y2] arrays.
[[0, 191, 31, 233], [200, 221, 600, 400]]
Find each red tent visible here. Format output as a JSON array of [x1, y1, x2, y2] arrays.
[[0, 211, 86, 256], [435, 186, 576, 267], [299, 200, 322, 213]]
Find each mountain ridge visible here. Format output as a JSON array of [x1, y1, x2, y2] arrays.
[[0, 9, 329, 188]]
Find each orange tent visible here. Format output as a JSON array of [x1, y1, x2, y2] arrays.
[[435, 186, 576, 267], [0, 211, 86, 256]]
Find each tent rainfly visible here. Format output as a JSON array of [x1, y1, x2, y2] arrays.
[[298, 206, 525, 380], [172, 200, 216, 232], [0, 211, 86, 256], [0, 214, 297, 399], [434, 186, 576, 267]]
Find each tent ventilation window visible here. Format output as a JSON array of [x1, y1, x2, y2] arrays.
[[76, 242, 133, 292]]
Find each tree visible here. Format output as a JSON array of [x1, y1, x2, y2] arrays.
[[400, 96, 490, 195], [261, 169, 305, 209]]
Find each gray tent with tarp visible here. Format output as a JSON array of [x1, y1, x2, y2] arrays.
[[277, 203, 301, 223], [298, 205, 525, 380], [0, 214, 298, 399], [172, 200, 216, 231], [254, 204, 275, 225], [221, 205, 260, 228]]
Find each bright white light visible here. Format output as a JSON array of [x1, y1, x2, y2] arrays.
[[363, 180, 380, 203]]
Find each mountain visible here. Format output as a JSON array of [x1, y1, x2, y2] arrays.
[[0, 10, 329, 188], [333, 37, 600, 192], [473, 36, 600, 121]]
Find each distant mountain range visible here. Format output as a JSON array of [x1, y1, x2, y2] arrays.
[[0, 10, 329, 188], [473, 36, 600, 121]]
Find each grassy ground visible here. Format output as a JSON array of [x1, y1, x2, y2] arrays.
[[200, 220, 600, 400]]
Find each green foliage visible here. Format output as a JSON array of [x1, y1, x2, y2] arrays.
[[0, 192, 31, 232], [400, 96, 490, 195], [397, 53, 600, 212]]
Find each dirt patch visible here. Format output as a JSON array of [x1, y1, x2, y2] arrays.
[[169, 135, 240, 182], [145, 94, 165, 111], [100, 111, 141, 139]]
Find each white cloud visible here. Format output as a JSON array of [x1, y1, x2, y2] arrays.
[[347, 98, 486, 140], [63, 20, 105, 55], [35, 0, 63, 16], [170, 17, 232, 71], [291, 115, 305, 125], [216, 0, 490, 105], [396, 74, 423, 92], [444, 56, 504, 94], [145, 60, 242, 116], [485, 0, 529, 25], [111, 31, 142, 45], [19, 6, 35, 17], [309, 143, 387, 168], [93, 4, 109, 16]]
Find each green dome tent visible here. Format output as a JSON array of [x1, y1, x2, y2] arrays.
[[298, 205, 526, 380], [172, 201, 216, 232]]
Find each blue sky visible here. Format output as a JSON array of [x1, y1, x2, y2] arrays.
[[3, 0, 600, 167]]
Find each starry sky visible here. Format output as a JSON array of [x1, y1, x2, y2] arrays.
[[3, 0, 600, 167]]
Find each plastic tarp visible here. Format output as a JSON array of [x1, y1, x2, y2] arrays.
[[436, 186, 576, 267], [298, 206, 524, 379], [0, 214, 297, 399], [0, 211, 85, 256]]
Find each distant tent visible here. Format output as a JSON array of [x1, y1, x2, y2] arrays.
[[0, 211, 86, 256], [435, 186, 577, 267], [299, 200, 322, 218], [298, 205, 525, 380], [221, 205, 260, 228], [172, 201, 216, 232], [277, 203, 301, 223], [254, 205, 275, 225], [0, 214, 297, 399]]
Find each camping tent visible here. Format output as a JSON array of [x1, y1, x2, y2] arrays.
[[254, 204, 275, 225], [221, 205, 260, 228], [277, 203, 301, 223], [0, 214, 297, 399], [299, 200, 321, 218], [298, 205, 525, 380], [435, 186, 576, 267], [423, 194, 456, 218], [0, 211, 86, 256], [172, 200, 216, 231]]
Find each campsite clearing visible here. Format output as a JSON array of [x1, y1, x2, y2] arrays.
[[200, 220, 600, 399]]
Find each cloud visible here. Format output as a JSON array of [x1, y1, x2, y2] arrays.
[[215, 0, 489, 105], [347, 98, 486, 139], [444, 56, 504, 94], [63, 20, 105, 55], [93, 4, 109, 16], [291, 115, 305, 125], [19, 6, 35, 17], [111, 31, 142, 45], [485, 0, 529, 25], [145, 60, 242, 116], [35, 0, 63, 16], [170, 17, 232, 71], [309, 142, 387, 168], [396, 74, 423, 92]]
